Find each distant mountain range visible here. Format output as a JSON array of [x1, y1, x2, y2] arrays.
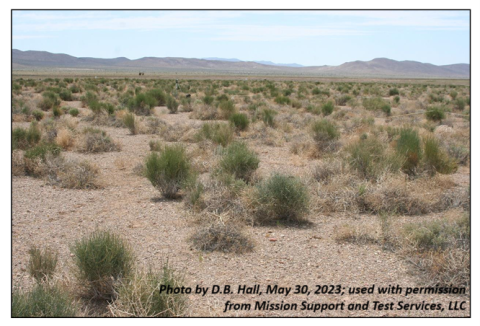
[[203, 57, 304, 68], [12, 49, 469, 79]]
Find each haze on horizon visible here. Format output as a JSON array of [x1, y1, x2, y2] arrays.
[[12, 10, 470, 66]]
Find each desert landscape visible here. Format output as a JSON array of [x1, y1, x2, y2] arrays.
[[11, 69, 470, 316]]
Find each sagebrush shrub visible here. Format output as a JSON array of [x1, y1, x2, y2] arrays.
[[229, 113, 249, 131], [218, 142, 259, 183], [255, 173, 309, 222], [71, 230, 134, 299], [12, 284, 77, 317], [145, 145, 192, 198]]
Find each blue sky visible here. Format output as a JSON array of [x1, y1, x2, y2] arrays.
[[12, 10, 470, 66]]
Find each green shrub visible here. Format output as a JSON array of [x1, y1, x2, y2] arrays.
[[255, 174, 309, 222], [312, 87, 321, 95], [229, 113, 249, 131], [216, 94, 229, 102], [145, 145, 192, 198], [69, 108, 79, 117], [27, 246, 58, 282], [69, 84, 81, 93], [321, 101, 334, 116], [146, 89, 167, 106], [13, 122, 40, 150], [112, 262, 187, 317], [393, 95, 400, 105], [449, 90, 458, 100], [59, 89, 73, 101], [71, 230, 134, 299], [12, 128, 28, 150], [196, 123, 234, 147], [336, 95, 351, 106], [396, 128, 422, 175], [346, 137, 402, 180], [128, 93, 156, 115], [389, 88, 400, 96], [423, 136, 457, 175], [362, 97, 389, 112], [311, 119, 340, 151], [123, 112, 137, 135], [262, 108, 277, 127], [25, 143, 61, 162], [12, 284, 77, 317], [32, 110, 44, 121], [166, 96, 179, 114], [202, 95, 214, 105], [453, 98, 466, 111], [425, 107, 445, 122], [39, 91, 60, 111], [218, 142, 259, 183], [218, 100, 236, 119], [52, 106, 63, 118], [274, 96, 291, 105], [190, 224, 254, 254], [381, 104, 391, 116]]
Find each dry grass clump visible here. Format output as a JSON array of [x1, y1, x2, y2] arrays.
[[12, 150, 26, 176], [76, 127, 121, 153], [12, 283, 77, 317], [363, 180, 427, 215], [27, 246, 58, 282], [189, 104, 218, 120], [110, 263, 187, 317], [190, 223, 254, 254], [334, 224, 377, 245], [44, 155, 100, 189], [55, 128, 74, 150]]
